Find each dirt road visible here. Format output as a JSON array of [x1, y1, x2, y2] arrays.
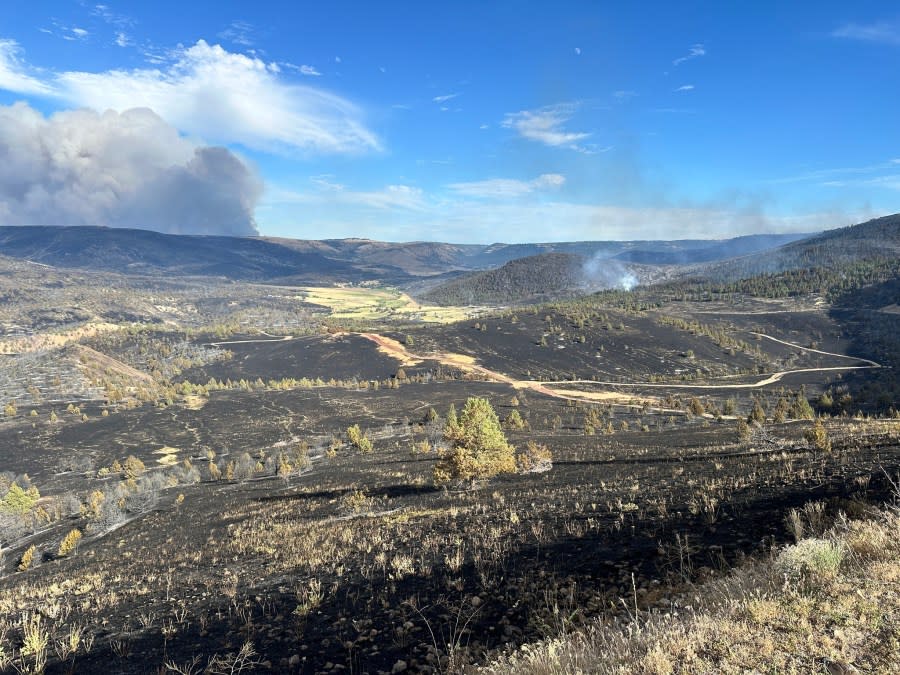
[[358, 330, 880, 403]]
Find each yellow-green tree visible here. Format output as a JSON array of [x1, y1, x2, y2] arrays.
[[433, 397, 516, 486]]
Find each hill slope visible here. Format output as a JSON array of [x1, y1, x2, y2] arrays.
[[421, 252, 589, 305], [698, 214, 900, 281], [0, 226, 369, 282]]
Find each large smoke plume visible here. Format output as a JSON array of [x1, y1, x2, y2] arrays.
[[0, 103, 262, 236]]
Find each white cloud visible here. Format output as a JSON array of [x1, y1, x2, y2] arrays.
[[115, 32, 131, 48], [574, 47, 582, 55], [673, 43, 705, 66], [335, 56, 342, 63], [272, 182, 426, 212], [0, 40, 55, 96], [433, 93, 459, 103], [264, 185, 861, 243], [71, 28, 89, 40], [284, 63, 321, 76], [309, 174, 345, 191], [447, 173, 566, 198], [833, 20, 900, 45], [93, 4, 134, 30], [218, 20, 255, 47], [0, 39, 379, 155], [502, 103, 592, 152], [675, 84, 695, 92], [613, 90, 637, 101], [0, 102, 262, 235]]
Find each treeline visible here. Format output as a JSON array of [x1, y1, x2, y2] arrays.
[[661, 258, 900, 302]]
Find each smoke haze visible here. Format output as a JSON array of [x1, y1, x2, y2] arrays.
[[582, 250, 638, 290], [0, 103, 262, 236]]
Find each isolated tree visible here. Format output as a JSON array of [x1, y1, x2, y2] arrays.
[[748, 400, 767, 424], [789, 391, 815, 420], [433, 397, 516, 487]]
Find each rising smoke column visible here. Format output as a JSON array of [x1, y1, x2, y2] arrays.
[[582, 250, 638, 290], [0, 103, 262, 235]]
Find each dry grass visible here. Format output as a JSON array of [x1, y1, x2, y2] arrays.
[[481, 500, 900, 674], [299, 285, 473, 323]]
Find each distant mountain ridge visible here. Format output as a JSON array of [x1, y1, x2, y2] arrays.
[[0, 225, 817, 285]]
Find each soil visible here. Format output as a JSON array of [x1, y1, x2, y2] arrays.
[[1, 300, 898, 674]]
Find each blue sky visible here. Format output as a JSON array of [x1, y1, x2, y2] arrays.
[[0, 1, 898, 243]]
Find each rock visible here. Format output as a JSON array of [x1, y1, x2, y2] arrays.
[[392, 660, 408, 673], [289, 654, 300, 666]]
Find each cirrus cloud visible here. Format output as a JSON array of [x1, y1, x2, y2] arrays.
[[447, 173, 566, 198]]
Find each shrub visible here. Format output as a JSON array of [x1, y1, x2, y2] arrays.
[[57, 529, 82, 557], [804, 419, 832, 453], [340, 489, 373, 515], [433, 397, 516, 487], [122, 455, 146, 479], [748, 401, 766, 424], [1, 483, 40, 514], [516, 441, 553, 474], [234, 453, 256, 480], [347, 424, 373, 453], [736, 418, 751, 441], [504, 409, 526, 430], [410, 439, 432, 456], [775, 538, 844, 582], [18, 544, 35, 571], [689, 398, 705, 416]]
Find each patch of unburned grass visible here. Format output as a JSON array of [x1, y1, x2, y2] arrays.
[[181, 394, 207, 410], [153, 446, 180, 466], [481, 502, 900, 674], [299, 285, 473, 323]]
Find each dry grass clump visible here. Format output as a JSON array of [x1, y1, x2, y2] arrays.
[[482, 501, 900, 674], [516, 441, 553, 474]]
